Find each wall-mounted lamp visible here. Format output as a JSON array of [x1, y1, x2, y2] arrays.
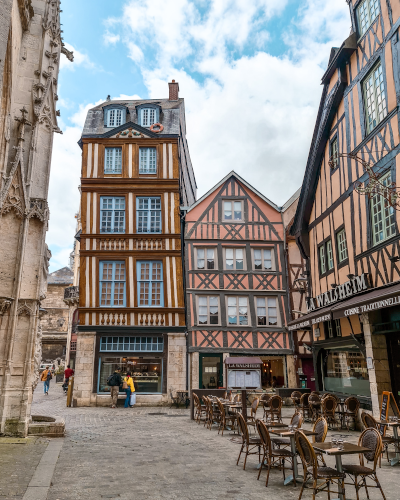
[[389, 256, 400, 263]]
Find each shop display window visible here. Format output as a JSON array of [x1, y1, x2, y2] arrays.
[[323, 349, 370, 397], [98, 356, 162, 394]]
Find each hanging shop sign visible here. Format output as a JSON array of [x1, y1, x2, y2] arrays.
[[306, 273, 370, 312], [342, 293, 400, 316]]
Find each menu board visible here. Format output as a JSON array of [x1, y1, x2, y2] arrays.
[[380, 391, 400, 436], [227, 369, 261, 389]]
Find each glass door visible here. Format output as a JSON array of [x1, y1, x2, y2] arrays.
[[199, 354, 223, 389]]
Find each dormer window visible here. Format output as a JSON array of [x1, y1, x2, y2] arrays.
[[142, 108, 155, 127], [137, 104, 160, 128], [103, 105, 127, 128]]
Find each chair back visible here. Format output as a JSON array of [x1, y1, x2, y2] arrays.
[[269, 395, 282, 411], [312, 417, 328, 443], [216, 398, 226, 419], [233, 394, 241, 403], [345, 396, 360, 415], [250, 397, 260, 418], [290, 411, 303, 429], [310, 391, 320, 396], [361, 411, 378, 430], [322, 395, 337, 414], [359, 427, 382, 470], [309, 394, 321, 404], [228, 392, 233, 402], [295, 430, 318, 478], [300, 393, 309, 406], [291, 391, 302, 404], [193, 393, 201, 411], [256, 419, 272, 456], [237, 413, 250, 445]]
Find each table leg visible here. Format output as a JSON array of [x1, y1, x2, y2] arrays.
[[333, 455, 344, 500], [283, 435, 301, 486], [390, 426, 400, 466]]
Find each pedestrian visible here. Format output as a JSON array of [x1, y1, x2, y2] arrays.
[[107, 368, 122, 408], [63, 365, 74, 394], [123, 372, 135, 408], [40, 368, 52, 395]]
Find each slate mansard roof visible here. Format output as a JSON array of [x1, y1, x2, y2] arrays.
[[81, 98, 186, 138]]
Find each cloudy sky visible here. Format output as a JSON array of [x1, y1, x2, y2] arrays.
[[47, 0, 352, 271]]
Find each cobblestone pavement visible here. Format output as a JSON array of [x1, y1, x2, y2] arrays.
[[16, 385, 400, 499]]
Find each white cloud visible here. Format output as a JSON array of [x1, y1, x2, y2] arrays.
[[60, 42, 100, 72], [127, 42, 144, 63], [103, 32, 120, 45]]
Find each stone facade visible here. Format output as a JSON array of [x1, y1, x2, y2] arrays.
[[0, 0, 72, 436]]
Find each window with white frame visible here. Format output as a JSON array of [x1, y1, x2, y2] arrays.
[[223, 201, 243, 221], [141, 108, 156, 127], [107, 109, 124, 127], [357, 0, 380, 37], [337, 229, 348, 262], [371, 172, 396, 244], [253, 248, 273, 270], [137, 197, 161, 233], [104, 147, 122, 174], [256, 297, 278, 326], [196, 248, 216, 270], [100, 261, 126, 307], [139, 147, 157, 174], [326, 240, 334, 270], [137, 261, 163, 307], [225, 248, 244, 270], [227, 297, 249, 326], [363, 63, 387, 134], [100, 197, 125, 233], [330, 137, 338, 168], [319, 245, 326, 274], [198, 296, 219, 325]]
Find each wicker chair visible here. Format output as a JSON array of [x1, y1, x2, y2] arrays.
[[341, 397, 360, 431], [216, 398, 237, 436], [261, 394, 272, 419], [295, 430, 346, 500], [361, 411, 395, 464], [193, 393, 207, 424], [256, 419, 296, 487], [230, 413, 262, 470], [233, 393, 241, 403], [299, 393, 312, 421], [206, 397, 221, 430], [271, 411, 303, 448], [246, 397, 260, 432], [309, 393, 322, 423], [202, 396, 210, 428], [291, 391, 302, 410], [321, 395, 338, 429], [343, 427, 386, 500], [265, 395, 283, 423], [312, 417, 328, 466]]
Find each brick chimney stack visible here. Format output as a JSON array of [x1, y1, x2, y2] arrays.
[[168, 79, 179, 101]]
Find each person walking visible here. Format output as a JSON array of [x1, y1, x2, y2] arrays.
[[123, 372, 135, 408], [107, 368, 122, 408], [63, 365, 74, 394], [40, 368, 52, 395]]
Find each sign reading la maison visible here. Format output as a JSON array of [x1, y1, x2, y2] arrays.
[[306, 273, 370, 313]]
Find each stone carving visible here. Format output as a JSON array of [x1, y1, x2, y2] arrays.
[[32, 323, 42, 390], [17, 301, 36, 317], [61, 44, 74, 62], [4, 114, 11, 143], [0, 299, 13, 316], [26, 198, 50, 223], [43, 0, 61, 39], [17, 0, 34, 31]]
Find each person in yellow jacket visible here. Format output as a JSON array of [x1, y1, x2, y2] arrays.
[[123, 372, 135, 408], [40, 368, 52, 395]]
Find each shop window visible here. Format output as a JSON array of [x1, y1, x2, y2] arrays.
[[357, 0, 380, 37], [225, 248, 244, 270], [137, 261, 163, 307], [256, 297, 279, 326], [336, 229, 348, 262], [100, 336, 163, 352], [99, 261, 126, 307], [371, 172, 396, 244], [137, 197, 161, 233], [253, 248, 274, 270], [104, 147, 122, 174], [363, 62, 387, 133], [100, 197, 125, 233], [98, 356, 162, 394], [197, 296, 219, 325], [227, 296, 249, 325], [223, 200, 243, 221], [323, 349, 370, 397], [196, 248, 216, 270], [139, 147, 157, 174]]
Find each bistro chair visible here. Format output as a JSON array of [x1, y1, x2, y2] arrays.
[[343, 428, 386, 500], [361, 411, 395, 464], [291, 391, 302, 410], [312, 417, 328, 466], [246, 397, 260, 433], [230, 413, 262, 470], [202, 396, 210, 428], [321, 395, 338, 429], [261, 394, 272, 419], [256, 419, 296, 487], [233, 393, 241, 403], [341, 397, 360, 431], [295, 430, 346, 500], [216, 398, 237, 437], [206, 396, 221, 430], [271, 411, 303, 449], [309, 393, 322, 423], [169, 391, 180, 408], [265, 395, 283, 423], [193, 393, 207, 425], [299, 393, 312, 421]]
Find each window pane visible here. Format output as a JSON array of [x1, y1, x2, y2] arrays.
[[326, 240, 334, 270], [234, 201, 242, 220], [197, 248, 205, 270], [267, 298, 277, 325], [207, 249, 215, 269], [226, 248, 233, 269], [235, 248, 243, 270], [137, 197, 161, 233], [224, 201, 232, 220], [319, 246, 326, 274], [256, 297, 266, 325], [264, 249, 272, 269]]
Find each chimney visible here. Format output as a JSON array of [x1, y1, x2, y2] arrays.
[[168, 79, 179, 101]]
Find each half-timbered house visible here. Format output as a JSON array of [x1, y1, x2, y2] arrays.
[[290, 0, 400, 416], [73, 81, 197, 406], [184, 172, 295, 390]]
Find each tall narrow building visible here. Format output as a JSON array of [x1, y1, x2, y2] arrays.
[[73, 82, 196, 406]]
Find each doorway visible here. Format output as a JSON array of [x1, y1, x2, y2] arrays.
[[386, 332, 400, 408], [301, 358, 316, 391], [200, 354, 223, 389]]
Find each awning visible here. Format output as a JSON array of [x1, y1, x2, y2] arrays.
[[287, 281, 400, 329]]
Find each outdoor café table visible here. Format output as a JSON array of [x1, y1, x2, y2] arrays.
[[312, 441, 370, 500], [268, 428, 317, 485], [377, 420, 400, 466]]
